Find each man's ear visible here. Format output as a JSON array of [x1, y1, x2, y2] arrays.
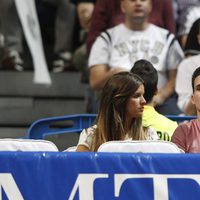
[[154, 88, 158, 95], [191, 94, 195, 105], [120, 0, 125, 13], [149, 0, 153, 14]]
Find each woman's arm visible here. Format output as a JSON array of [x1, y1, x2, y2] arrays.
[[76, 145, 90, 152]]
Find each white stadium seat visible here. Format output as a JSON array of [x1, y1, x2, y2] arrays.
[[0, 138, 58, 151], [97, 140, 183, 153]]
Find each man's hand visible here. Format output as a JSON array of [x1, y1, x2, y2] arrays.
[[152, 92, 166, 106], [77, 3, 94, 31], [90, 65, 128, 90]]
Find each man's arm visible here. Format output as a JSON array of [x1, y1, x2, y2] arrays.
[[184, 97, 196, 116], [77, 2, 94, 31], [153, 37, 184, 106], [90, 65, 128, 90], [153, 69, 176, 106], [175, 58, 195, 114]]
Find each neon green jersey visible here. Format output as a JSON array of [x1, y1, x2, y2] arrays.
[[142, 105, 178, 141]]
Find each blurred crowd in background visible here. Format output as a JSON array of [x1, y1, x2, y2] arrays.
[[0, 0, 200, 116]]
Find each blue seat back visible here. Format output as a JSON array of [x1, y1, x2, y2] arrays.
[[165, 115, 196, 123], [27, 114, 97, 139], [27, 114, 196, 139]]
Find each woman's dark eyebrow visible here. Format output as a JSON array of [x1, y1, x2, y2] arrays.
[[132, 91, 144, 96], [195, 84, 200, 89]]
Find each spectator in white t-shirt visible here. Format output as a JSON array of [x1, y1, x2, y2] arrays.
[[88, 0, 184, 115]]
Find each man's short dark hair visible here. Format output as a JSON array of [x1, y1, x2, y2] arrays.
[[192, 66, 200, 92], [131, 59, 158, 103]]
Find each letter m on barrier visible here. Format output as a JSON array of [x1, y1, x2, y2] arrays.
[[0, 173, 24, 200], [68, 174, 108, 200]]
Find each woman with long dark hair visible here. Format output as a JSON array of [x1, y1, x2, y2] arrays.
[[76, 72, 158, 152]]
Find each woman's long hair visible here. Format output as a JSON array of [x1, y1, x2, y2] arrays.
[[91, 72, 146, 151], [185, 18, 200, 56]]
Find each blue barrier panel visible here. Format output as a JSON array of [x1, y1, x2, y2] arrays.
[[0, 152, 200, 200]]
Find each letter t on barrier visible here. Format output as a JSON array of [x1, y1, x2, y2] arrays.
[[114, 174, 200, 200]]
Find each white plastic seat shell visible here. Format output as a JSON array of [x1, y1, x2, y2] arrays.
[[97, 140, 183, 153], [0, 138, 58, 151]]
